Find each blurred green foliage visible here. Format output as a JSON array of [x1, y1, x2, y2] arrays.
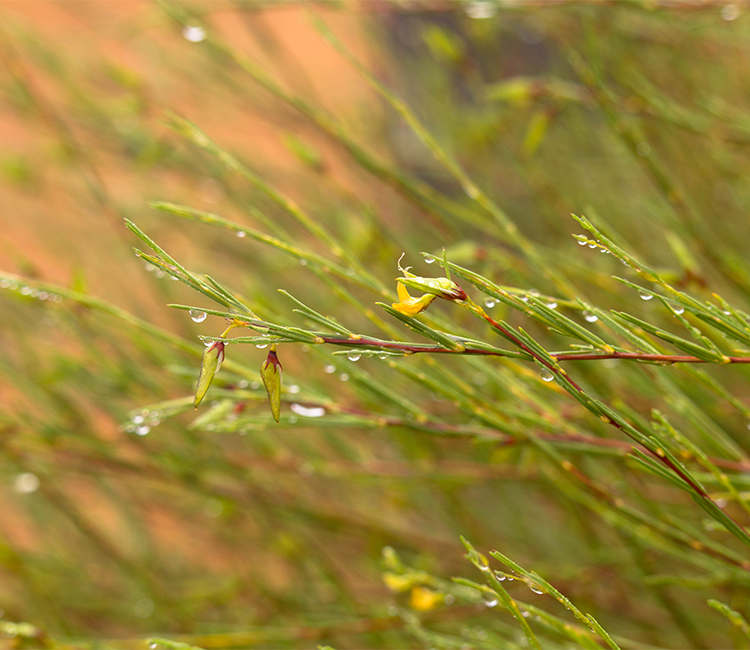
[[2, 2, 750, 649]]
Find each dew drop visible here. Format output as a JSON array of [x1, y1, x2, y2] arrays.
[[721, 3, 740, 20], [577, 239, 587, 246], [494, 570, 506, 582], [132, 415, 145, 424], [290, 403, 326, 418], [716, 497, 728, 508], [588, 243, 597, 249], [639, 290, 653, 301], [481, 591, 499, 608], [378, 353, 388, 360], [238, 380, 249, 388], [13, 473, 39, 494], [133, 598, 154, 618], [255, 343, 268, 349], [20, 286, 32, 296], [182, 25, 206, 42], [347, 352, 361, 362], [288, 384, 300, 394], [444, 594, 455, 605], [135, 425, 151, 436], [236, 231, 246, 238], [465, 0, 497, 18], [583, 311, 598, 323], [299, 259, 308, 266], [425, 256, 436, 264], [529, 289, 540, 297], [672, 305, 685, 315], [546, 301, 558, 309], [323, 365, 336, 374], [251, 381, 261, 390], [528, 583, 545, 595], [484, 297, 496, 308], [540, 367, 555, 382], [339, 373, 349, 382], [190, 310, 207, 323]]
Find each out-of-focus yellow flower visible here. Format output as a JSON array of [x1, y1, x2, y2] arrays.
[[410, 586, 444, 611], [383, 572, 413, 592], [391, 282, 437, 316]]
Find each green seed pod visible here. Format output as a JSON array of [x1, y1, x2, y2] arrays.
[[261, 345, 283, 423], [194, 341, 225, 408]]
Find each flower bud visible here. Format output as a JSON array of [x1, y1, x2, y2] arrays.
[[194, 341, 225, 408], [397, 276, 467, 302], [260, 345, 283, 423]]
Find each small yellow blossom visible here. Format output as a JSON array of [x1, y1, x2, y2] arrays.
[[391, 282, 437, 316]]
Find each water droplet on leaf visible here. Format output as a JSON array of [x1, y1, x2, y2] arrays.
[[425, 256, 435, 264], [190, 310, 207, 323], [540, 367, 555, 382], [13, 473, 39, 494], [182, 25, 206, 42], [639, 290, 653, 301], [347, 352, 361, 362], [323, 365, 336, 374], [583, 311, 598, 323], [290, 403, 326, 418], [481, 591, 498, 607], [484, 298, 496, 308]]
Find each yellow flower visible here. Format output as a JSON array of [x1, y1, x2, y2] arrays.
[[409, 586, 444, 611], [391, 282, 437, 316]]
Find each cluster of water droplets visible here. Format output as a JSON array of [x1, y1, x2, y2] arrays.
[[120, 409, 165, 436], [143, 262, 166, 279], [0, 279, 63, 302]]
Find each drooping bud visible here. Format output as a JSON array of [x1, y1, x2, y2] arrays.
[[396, 276, 467, 302], [260, 344, 283, 423], [194, 341, 225, 408]]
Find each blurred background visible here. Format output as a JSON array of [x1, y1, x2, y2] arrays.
[[2, 1, 750, 648]]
